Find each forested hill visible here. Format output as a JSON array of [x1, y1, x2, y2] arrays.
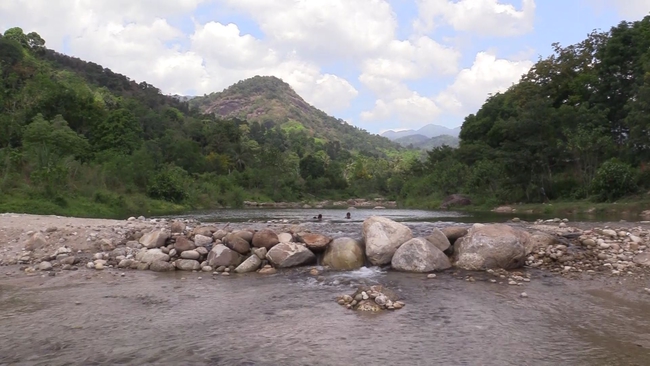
[[0, 27, 416, 217], [400, 16, 650, 208], [190, 76, 400, 154]]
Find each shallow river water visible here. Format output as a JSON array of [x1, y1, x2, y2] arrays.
[[1, 209, 650, 365], [1, 268, 649, 365]]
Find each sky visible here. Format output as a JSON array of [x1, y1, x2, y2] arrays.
[[1, 1, 650, 134]]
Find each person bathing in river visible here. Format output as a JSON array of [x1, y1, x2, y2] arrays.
[[345, 212, 351, 219], [312, 214, 323, 221]]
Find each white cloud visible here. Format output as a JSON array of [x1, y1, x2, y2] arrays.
[[218, 0, 397, 60], [415, 0, 536, 37], [0, 0, 541, 131], [361, 92, 442, 127], [435, 52, 534, 114], [0, 0, 360, 115]]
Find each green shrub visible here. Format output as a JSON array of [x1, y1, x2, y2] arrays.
[[146, 165, 189, 203], [590, 159, 638, 202]]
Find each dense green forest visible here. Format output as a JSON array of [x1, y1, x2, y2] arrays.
[[0, 27, 418, 217], [2, 15, 649, 217], [400, 16, 650, 208]]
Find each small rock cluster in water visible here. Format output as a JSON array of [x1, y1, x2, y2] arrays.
[[336, 285, 405, 312]]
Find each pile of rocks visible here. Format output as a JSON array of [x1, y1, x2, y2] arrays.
[[336, 285, 405, 312], [10, 214, 650, 282], [526, 224, 650, 276]]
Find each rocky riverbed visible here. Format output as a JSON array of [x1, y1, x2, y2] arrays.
[[1, 212, 650, 364], [2, 213, 649, 282]]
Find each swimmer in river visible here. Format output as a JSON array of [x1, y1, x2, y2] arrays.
[[345, 212, 351, 219], [312, 214, 323, 221]]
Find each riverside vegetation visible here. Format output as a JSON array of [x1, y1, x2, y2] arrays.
[[3, 16, 650, 218]]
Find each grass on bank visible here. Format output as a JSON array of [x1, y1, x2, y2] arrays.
[[400, 193, 650, 218], [0, 190, 188, 219]]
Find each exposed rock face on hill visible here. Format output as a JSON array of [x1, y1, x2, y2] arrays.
[[190, 76, 401, 155]]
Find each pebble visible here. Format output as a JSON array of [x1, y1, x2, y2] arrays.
[[427, 274, 437, 279], [520, 292, 528, 298]]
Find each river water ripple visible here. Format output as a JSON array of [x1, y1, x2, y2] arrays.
[[1, 267, 649, 365]]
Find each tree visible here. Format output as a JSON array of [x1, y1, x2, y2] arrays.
[[91, 108, 142, 155]]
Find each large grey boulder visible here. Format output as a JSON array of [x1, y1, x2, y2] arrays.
[[150, 261, 175, 272], [175, 259, 201, 271], [234, 255, 262, 273], [425, 228, 451, 252], [454, 224, 531, 270], [207, 244, 243, 268], [136, 248, 170, 264], [266, 242, 316, 268], [362, 216, 413, 266], [174, 237, 196, 253], [252, 229, 280, 250], [224, 234, 251, 255], [297, 233, 331, 252], [441, 226, 468, 244], [139, 230, 169, 249], [322, 237, 365, 270], [391, 238, 451, 272]]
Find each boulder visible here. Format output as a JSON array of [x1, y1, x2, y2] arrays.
[[297, 233, 331, 251], [150, 261, 175, 272], [193, 234, 213, 247], [60, 256, 77, 265], [633, 253, 650, 267], [38, 261, 53, 271], [391, 238, 451, 273], [139, 230, 169, 249], [362, 216, 413, 266], [99, 239, 115, 252], [235, 255, 262, 273], [233, 230, 254, 243], [322, 237, 365, 270], [207, 244, 243, 268], [118, 259, 135, 268], [25, 232, 48, 251], [224, 234, 251, 255], [213, 229, 228, 240], [252, 247, 267, 259], [175, 259, 201, 271], [252, 229, 280, 250], [266, 242, 316, 268], [441, 226, 468, 243], [454, 224, 530, 270], [193, 226, 215, 237], [174, 237, 196, 253], [277, 233, 293, 243], [425, 228, 451, 252], [170, 220, 185, 233], [135, 248, 170, 264], [258, 265, 277, 275], [527, 232, 559, 253], [180, 250, 201, 260]]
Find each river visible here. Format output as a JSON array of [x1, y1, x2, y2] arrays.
[[1, 209, 649, 365]]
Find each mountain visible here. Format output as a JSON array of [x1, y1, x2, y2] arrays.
[[0, 27, 416, 218], [394, 134, 459, 150], [381, 124, 461, 141], [190, 76, 400, 155]]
